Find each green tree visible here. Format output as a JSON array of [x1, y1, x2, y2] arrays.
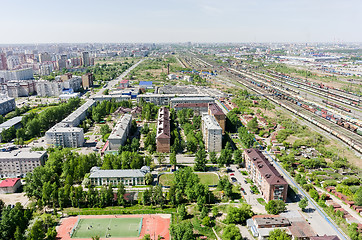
[[265, 200, 286, 215], [353, 187, 362, 206], [145, 173, 153, 185], [222, 224, 243, 240], [169, 221, 195, 240], [225, 204, 254, 224], [209, 151, 217, 164], [233, 149, 243, 165], [177, 204, 187, 220], [194, 149, 207, 171], [117, 183, 126, 206], [268, 228, 291, 240], [247, 117, 259, 133], [170, 152, 177, 167], [298, 197, 308, 212], [28, 219, 46, 240], [348, 223, 362, 240], [309, 188, 319, 201]]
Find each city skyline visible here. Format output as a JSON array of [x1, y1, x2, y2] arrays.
[[1, 0, 362, 44]]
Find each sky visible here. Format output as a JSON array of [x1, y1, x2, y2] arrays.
[[1, 0, 361, 43]]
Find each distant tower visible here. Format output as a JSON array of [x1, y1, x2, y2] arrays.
[[82, 52, 90, 67], [167, 64, 170, 75]]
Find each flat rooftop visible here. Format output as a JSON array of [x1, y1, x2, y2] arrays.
[[0, 150, 47, 160], [108, 114, 132, 140], [202, 113, 222, 131], [0, 116, 23, 131]]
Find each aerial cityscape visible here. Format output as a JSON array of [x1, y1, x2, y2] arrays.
[[0, 1, 361, 240]]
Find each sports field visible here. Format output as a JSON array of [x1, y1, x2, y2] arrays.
[[71, 217, 142, 238], [57, 214, 171, 240], [159, 172, 219, 186]]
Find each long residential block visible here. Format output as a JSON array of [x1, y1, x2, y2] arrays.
[[0, 150, 47, 178], [45, 123, 84, 148], [0, 96, 15, 115], [108, 114, 132, 150], [62, 100, 96, 127], [244, 148, 288, 202], [202, 113, 222, 152], [208, 102, 226, 134]]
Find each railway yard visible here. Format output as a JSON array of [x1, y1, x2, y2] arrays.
[[180, 53, 362, 156]]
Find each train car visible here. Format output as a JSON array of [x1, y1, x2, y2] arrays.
[[357, 128, 362, 136]]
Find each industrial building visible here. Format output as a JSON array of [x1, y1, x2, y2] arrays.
[[108, 114, 132, 150], [89, 166, 150, 186], [0, 96, 16, 115], [156, 107, 171, 153], [0, 149, 47, 178], [201, 113, 222, 152], [244, 148, 288, 202], [208, 103, 226, 134]]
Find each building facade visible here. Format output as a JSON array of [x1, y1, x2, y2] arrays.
[[202, 113, 222, 152], [0, 96, 16, 115], [45, 123, 84, 148], [1, 80, 36, 98], [0, 178, 22, 194], [244, 148, 288, 202], [35, 80, 64, 97], [170, 96, 214, 108], [0, 150, 47, 178], [0, 68, 33, 81], [208, 103, 226, 134], [173, 102, 209, 115], [108, 114, 132, 150], [156, 107, 171, 153], [82, 52, 90, 66], [89, 166, 150, 186], [82, 73, 94, 89]]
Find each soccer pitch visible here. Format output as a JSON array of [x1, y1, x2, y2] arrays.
[[71, 217, 142, 238]]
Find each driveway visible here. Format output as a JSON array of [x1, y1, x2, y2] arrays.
[[229, 165, 267, 214]]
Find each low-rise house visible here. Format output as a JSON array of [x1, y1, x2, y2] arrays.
[[247, 215, 290, 240], [0, 178, 22, 193], [89, 166, 150, 186], [310, 235, 340, 240], [287, 221, 316, 240]]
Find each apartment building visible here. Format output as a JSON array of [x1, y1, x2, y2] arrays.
[[170, 96, 214, 108], [0, 116, 23, 142], [35, 80, 64, 97], [108, 114, 132, 150], [89, 166, 150, 186], [0, 149, 47, 178], [137, 94, 209, 106], [208, 102, 226, 134], [173, 102, 209, 115], [156, 107, 171, 153], [1, 80, 36, 98], [0, 68, 33, 81], [63, 76, 82, 92], [82, 73, 94, 89], [244, 148, 288, 202], [201, 113, 222, 152], [0, 96, 16, 115], [82, 51, 90, 66], [45, 123, 84, 148]]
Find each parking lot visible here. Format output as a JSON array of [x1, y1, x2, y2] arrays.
[[228, 165, 267, 214]]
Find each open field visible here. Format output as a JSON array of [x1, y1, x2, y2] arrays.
[[159, 172, 219, 186], [57, 214, 171, 240]]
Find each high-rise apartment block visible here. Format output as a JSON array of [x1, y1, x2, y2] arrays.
[[0, 96, 16, 115], [82, 51, 90, 66], [39, 52, 52, 63], [0, 54, 8, 70]]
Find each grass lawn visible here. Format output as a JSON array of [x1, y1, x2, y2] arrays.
[[72, 217, 142, 238], [159, 172, 219, 186]]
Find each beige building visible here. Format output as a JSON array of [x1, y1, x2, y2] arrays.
[[108, 114, 132, 150], [82, 73, 94, 89], [202, 113, 222, 152], [89, 166, 150, 186], [244, 148, 288, 202]]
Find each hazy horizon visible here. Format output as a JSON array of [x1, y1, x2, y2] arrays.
[[1, 0, 361, 44]]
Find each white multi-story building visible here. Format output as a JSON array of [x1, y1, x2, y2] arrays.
[[62, 100, 96, 127], [108, 114, 132, 150], [6, 56, 20, 70], [202, 113, 222, 152], [35, 80, 64, 97], [0, 96, 16, 115], [1, 80, 36, 98], [0, 149, 47, 178], [45, 123, 84, 148], [0, 68, 33, 81], [39, 64, 54, 76], [63, 76, 82, 91]]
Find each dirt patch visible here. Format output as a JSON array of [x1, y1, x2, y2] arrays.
[[0, 193, 30, 207]]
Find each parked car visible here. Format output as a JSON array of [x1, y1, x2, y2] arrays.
[[229, 173, 235, 176], [250, 190, 254, 194], [244, 179, 248, 184], [231, 177, 237, 182]]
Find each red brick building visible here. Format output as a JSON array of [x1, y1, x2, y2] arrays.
[[208, 103, 226, 134], [244, 148, 288, 202], [156, 107, 171, 153]]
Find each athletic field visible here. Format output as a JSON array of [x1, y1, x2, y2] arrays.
[[71, 217, 142, 238], [57, 214, 171, 240]]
